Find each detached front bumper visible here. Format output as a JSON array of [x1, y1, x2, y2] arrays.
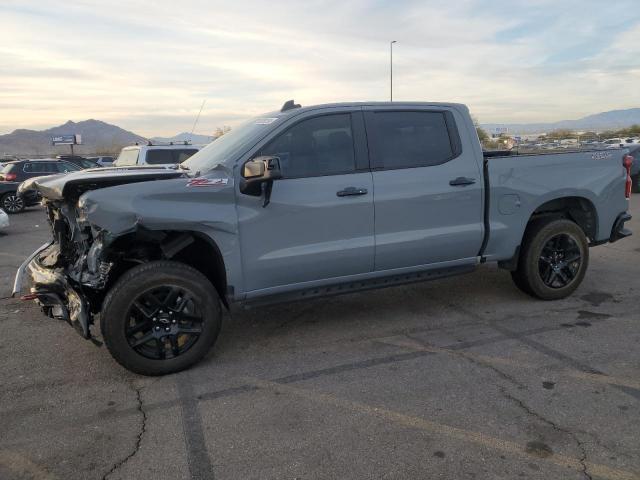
[[13, 243, 92, 339]]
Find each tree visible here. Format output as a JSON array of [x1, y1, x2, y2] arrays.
[[471, 115, 489, 143], [546, 129, 576, 140]]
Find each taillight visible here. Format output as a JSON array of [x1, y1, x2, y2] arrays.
[[4, 173, 17, 181], [623, 154, 633, 199]]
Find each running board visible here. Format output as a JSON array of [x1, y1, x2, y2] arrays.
[[243, 264, 476, 307]]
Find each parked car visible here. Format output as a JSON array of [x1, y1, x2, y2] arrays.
[[113, 142, 202, 167], [0, 208, 8, 229], [603, 138, 627, 149], [55, 155, 101, 169], [13, 100, 634, 375], [0, 159, 82, 213], [628, 145, 640, 193]]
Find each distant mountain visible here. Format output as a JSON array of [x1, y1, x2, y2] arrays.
[[151, 132, 215, 145], [0, 119, 147, 156], [482, 108, 640, 135]]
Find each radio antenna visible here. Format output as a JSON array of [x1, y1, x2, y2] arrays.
[[190, 99, 206, 140]]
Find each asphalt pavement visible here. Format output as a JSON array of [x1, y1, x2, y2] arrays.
[[1, 197, 639, 480]]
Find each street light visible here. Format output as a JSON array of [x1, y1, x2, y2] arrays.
[[390, 40, 397, 101]]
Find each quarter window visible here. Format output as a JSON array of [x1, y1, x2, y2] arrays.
[[115, 149, 139, 166], [259, 114, 356, 178], [366, 111, 455, 169], [24, 162, 58, 173], [173, 149, 199, 163]]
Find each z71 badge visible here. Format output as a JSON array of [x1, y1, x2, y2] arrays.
[[187, 178, 229, 187]]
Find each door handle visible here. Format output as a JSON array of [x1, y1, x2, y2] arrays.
[[449, 177, 476, 186], [337, 187, 368, 197]]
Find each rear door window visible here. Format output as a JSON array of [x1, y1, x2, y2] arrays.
[[145, 150, 174, 165], [43, 162, 60, 173], [365, 111, 457, 169], [24, 162, 56, 173]]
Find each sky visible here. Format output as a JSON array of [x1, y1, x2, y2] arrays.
[[1, 0, 639, 137]]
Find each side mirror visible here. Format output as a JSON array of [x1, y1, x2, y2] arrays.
[[240, 156, 282, 206]]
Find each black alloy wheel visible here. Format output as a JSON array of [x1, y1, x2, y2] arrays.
[[510, 218, 589, 300], [126, 286, 204, 360], [101, 260, 222, 375], [538, 233, 582, 289]]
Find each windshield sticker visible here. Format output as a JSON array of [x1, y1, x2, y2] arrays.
[[254, 117, 278, 125], [187, 178, 229, 187]]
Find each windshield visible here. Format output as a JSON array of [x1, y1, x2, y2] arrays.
[[183, 114, 282, 173]]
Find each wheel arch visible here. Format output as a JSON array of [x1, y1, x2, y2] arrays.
[[499, 195, 597, 271], [104, 229, 229, 308], [527, 196, 598, 242]]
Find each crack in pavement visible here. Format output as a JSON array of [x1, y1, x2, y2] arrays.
[[500, 388, 592, 480], [429, 307, 600, 480], [101, 384, 147, 480], [405, 333, 592, 478], [408, 334, 528, 391]]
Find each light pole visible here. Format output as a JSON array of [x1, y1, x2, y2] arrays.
[[390, 40, 397, 101]]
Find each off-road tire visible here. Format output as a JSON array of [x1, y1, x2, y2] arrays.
[[511, 218, 589, 300], [101, 260, 222, 375]]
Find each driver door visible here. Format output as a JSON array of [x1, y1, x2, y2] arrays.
[[236, 111, 374, 293]]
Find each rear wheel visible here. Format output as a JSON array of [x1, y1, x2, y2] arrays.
[[511, 218, 588, 300], [1, 192, 24, 214], [101, 261, 222, 375]]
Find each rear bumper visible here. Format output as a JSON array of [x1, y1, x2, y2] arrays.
[[610, 213, 632, 243], [13, 244, 92, 339]]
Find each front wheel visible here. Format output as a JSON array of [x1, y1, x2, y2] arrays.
[[101, 261, 222, 375], [511, 218, 589, 300], [2, 192, 25, 214]]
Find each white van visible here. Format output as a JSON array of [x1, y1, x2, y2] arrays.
[[113, 142, 202, 167]]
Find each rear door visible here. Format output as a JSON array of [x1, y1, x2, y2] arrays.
[[237, 109, 374, 292], [364, 107, 484, 271]]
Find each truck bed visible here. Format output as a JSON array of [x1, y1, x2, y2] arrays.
[[482, 148, 630, 262]]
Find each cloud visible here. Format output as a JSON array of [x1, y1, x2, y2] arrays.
[[0, 0, 639, 135]]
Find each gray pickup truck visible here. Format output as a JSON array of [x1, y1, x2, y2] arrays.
[[13, 101, 634, 375]]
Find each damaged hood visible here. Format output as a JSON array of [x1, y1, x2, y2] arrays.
[[19, 166, 186, 201]]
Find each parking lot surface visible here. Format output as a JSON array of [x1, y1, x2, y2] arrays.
[[1, 197, 639, 480]]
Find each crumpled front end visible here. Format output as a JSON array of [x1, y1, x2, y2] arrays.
[[14, 201, 115, 339], [13, 165, 236, 343]]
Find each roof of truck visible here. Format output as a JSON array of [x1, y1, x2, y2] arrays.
[[279, 101, 467, 115]]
